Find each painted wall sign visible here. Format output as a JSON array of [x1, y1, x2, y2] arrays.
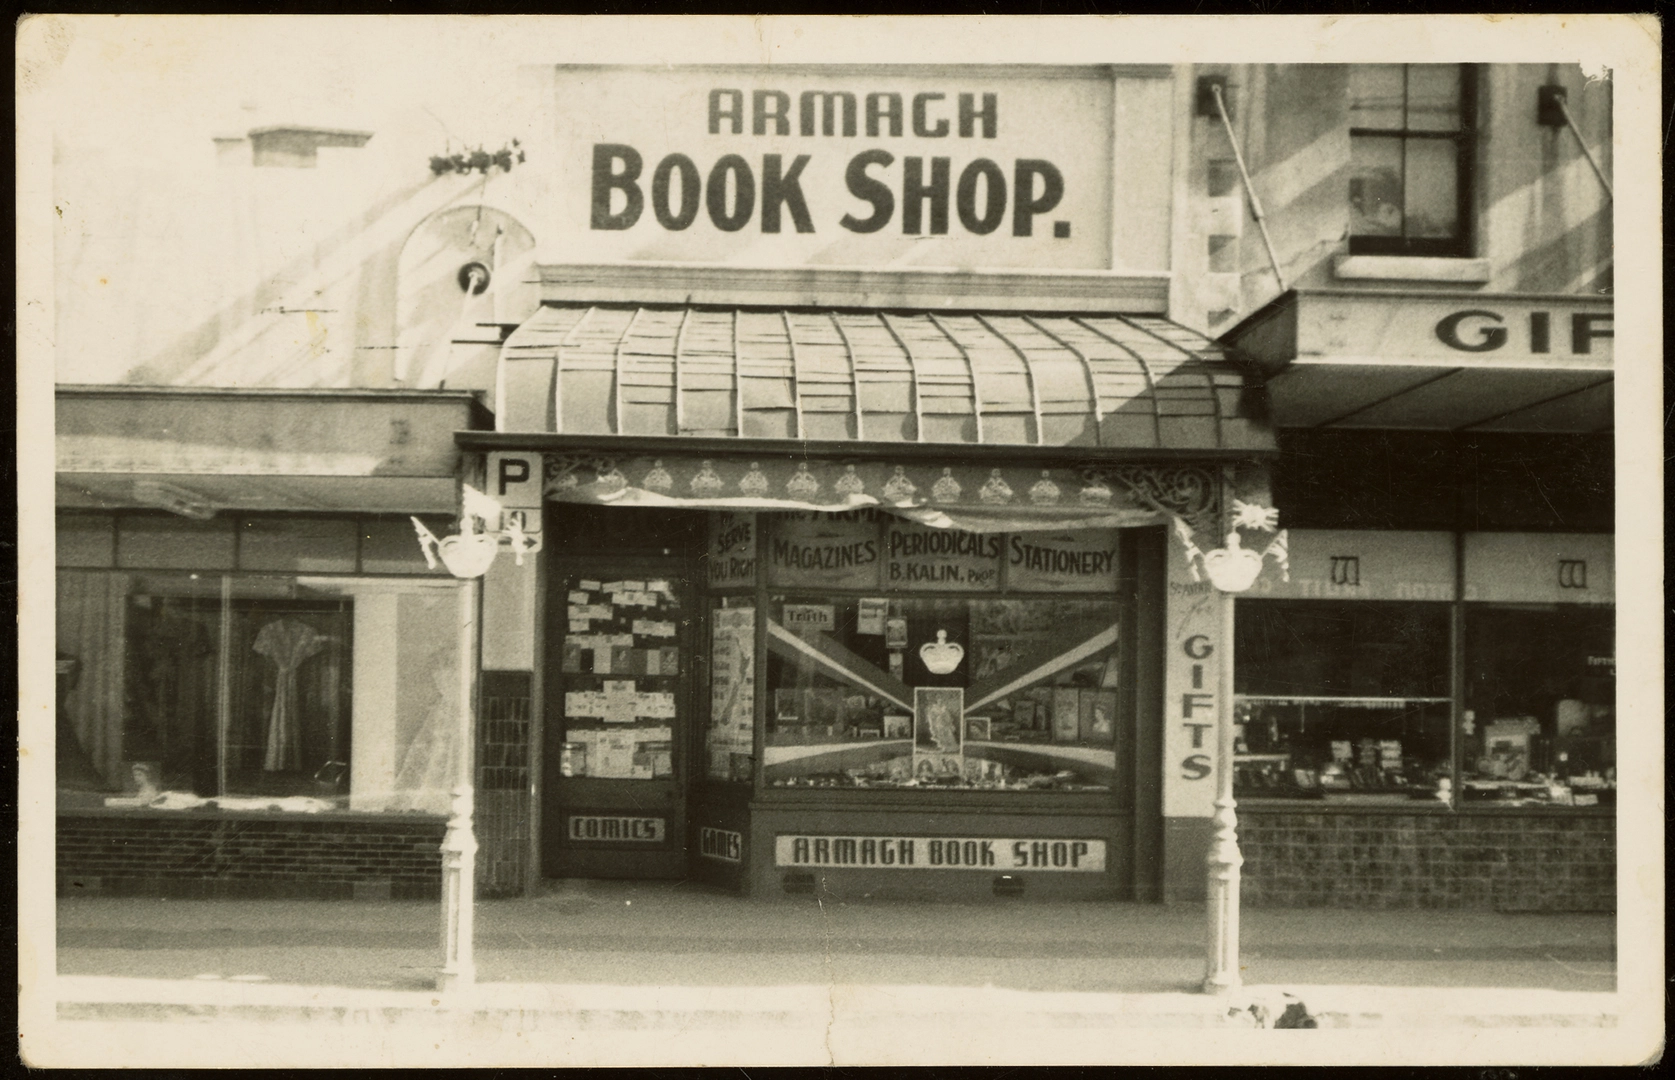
[[885, 519, 1003, 590], [536, 67, 1121, 270], [1246, 530, 1456, 601], [707, 512, 757, 588], [1006, 530, 1119, 592], [767, 511, 882, 589], [699, 826, 744, 863], [774, 834, 1106, 871], [1462, 533, 1614, 604], [567, 815, 667, 843]]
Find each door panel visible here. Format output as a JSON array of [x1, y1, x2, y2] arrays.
[[542, 560, 694, 879]]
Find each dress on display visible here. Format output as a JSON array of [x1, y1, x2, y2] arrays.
[[254, 618, 327, 772]]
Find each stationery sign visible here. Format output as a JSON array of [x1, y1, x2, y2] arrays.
[[885, 520, 1003, 590], [1007, 530, 1119, 592], [775, 834, 1106, 872]]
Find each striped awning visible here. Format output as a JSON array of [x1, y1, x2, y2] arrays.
[[495, 305, 1272, 454]]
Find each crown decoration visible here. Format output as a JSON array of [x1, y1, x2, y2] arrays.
[[883, 466, 918, 503], [641, 460, 674, 494], [1079, 477, 1114, 505], [979, 469, 1014, 505], [690, 460, 725, 498], [739, 463, 771, 498], [931, 468, 962, 503], [1028, 470, 1061, 506], [786, 462, 821, 500], [834, 464, 866, 496], [594, 466, 628, 495], [1172, 499, 1289, 594], [919, 630, 966, 675]]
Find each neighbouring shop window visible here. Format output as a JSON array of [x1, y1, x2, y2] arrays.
[[1348, 63, 1475, 257], [764, 595, 1121, 791], [1464, 606, 1614, 808], [56, 562, 466, 815], [1235, 600, 1451, 803], [705, 598, 756, 783]]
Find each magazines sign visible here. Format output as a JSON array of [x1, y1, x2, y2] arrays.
[[775, 834, 1106, 872]]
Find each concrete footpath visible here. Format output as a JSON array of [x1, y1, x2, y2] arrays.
[[33, 879, 1639, 1065]]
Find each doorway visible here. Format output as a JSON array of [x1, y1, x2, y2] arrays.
[[541, 558, 696, 880]]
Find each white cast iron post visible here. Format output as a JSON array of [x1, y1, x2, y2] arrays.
[[438, 576, 480, 993], [1202, 583, 1242, 993]]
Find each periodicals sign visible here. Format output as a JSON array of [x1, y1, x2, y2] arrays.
[[775, 834, 1106, 871]]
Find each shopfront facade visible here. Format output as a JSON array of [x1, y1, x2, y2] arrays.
[[53, 60, 1615, 912]]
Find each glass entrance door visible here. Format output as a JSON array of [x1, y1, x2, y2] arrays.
[[543, 561, 693, 879]]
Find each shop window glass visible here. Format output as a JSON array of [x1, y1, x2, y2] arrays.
[[765, 595, 1121, 791], [55, 569, 464, 815], [238, 517, 358, 573], [1348, 63, 1474, 257], [1464, 606, 1614, 808], [1235, 600, 1451, 803]]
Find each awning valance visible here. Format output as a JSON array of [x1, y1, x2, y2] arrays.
[[540, 454, 1179, 533], [494, 303, 1273, 454]]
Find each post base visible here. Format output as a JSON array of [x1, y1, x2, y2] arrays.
[[436, 965, 476, 994]]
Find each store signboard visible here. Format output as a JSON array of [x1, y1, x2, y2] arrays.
[[568, 815, 667, 842], [767, 511, 882, 589], [1006, 530, 1119, 592], [1295, 293, 1613, 368], [1462, 533, 1614, 604], [885, 519, 1003, 590], [538, 66, 1118, 270], [1162, 537, 1222, 820], [707, 512, 757, 588], [1246, 530, 1456, 602], [699, 826, 744, 863], [775, 834, 1106, 871]]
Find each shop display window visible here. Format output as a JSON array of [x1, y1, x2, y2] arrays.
[[56, 569, 466, 814], [1463, 606, 1614, 808], [764, 595, 1121, 791], [1234, 600, 1452, 803]]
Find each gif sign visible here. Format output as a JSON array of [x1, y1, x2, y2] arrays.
[[488, 452, 542, 534]]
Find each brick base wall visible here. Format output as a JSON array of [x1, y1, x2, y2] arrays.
[[58, 814, 447, 901], [477, 671, 534, 899], [1238, 809, 1615, 912]]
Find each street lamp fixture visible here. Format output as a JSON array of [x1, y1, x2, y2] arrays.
[[1172, 491, 1288, 994], [412, 484, 540, 994]]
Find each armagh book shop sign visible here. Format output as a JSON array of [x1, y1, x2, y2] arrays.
[[529, 66, 1126, 269], [775, 834, 1108, 871]]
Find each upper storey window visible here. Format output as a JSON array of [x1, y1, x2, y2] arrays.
[[1348, 64, 1476, 257]]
